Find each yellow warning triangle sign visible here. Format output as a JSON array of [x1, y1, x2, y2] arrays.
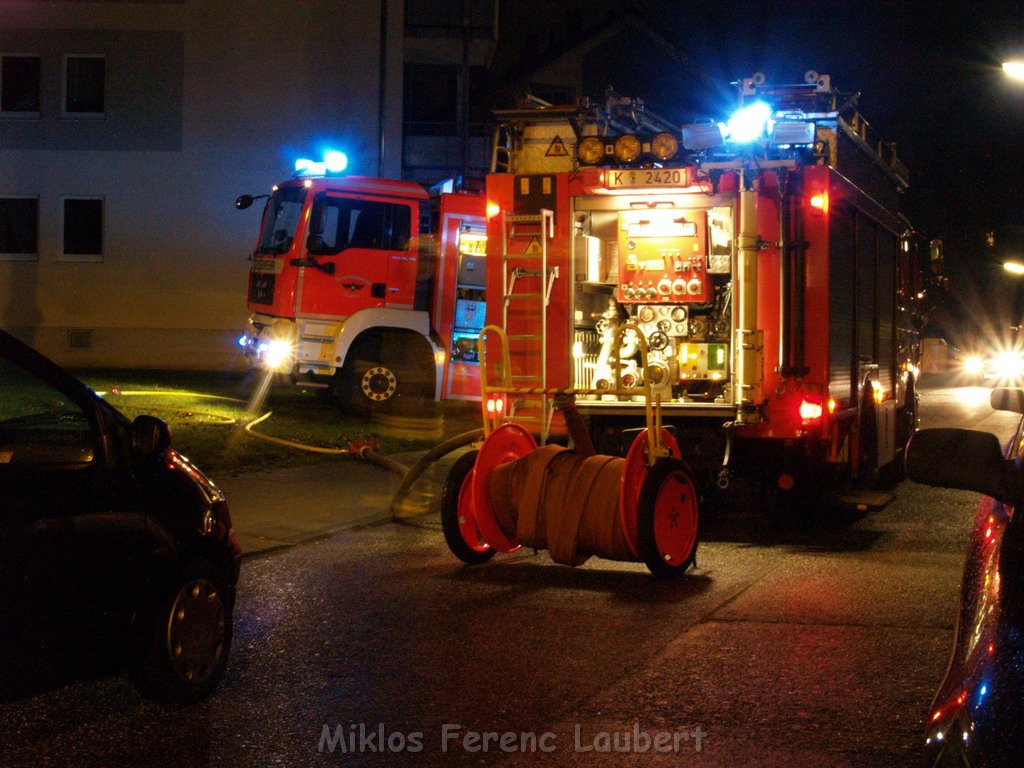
[[545, 135, 569, 157], [524, 235, 542, 254]]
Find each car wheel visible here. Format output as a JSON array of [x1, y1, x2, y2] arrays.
[[129, 557, 233, 704], [440, 450, 496, 565], [636, 458, 700, 579]]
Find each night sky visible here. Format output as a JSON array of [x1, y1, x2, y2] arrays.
[[494, 0, 1024, 331]]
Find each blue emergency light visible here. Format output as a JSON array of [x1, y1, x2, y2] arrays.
[[294, 150, 349, 177], [726, 101, 772, 144]]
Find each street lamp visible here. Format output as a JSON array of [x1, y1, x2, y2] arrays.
[[1003, 61, 1024, 81], [1004, 260, 1024, 275]]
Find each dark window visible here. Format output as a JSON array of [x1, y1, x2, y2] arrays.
[[1, 56, 40, 113], [257, 186, 307, 255], [308, 195, 411, 255], [65, 56, 105, 114], [0, 354, 94, 465], [403, 64, 490, 136], [404, 64, 457, 136], [63, 198, 103, 256], [0, 198, 38, 255]]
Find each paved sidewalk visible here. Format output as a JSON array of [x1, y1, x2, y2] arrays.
[[216, 448, 469, 556]]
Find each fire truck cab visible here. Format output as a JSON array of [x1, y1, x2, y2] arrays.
[[237, 163, 486, 411], [483, 73, 933, 502]]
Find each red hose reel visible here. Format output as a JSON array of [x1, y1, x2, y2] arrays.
[[441, 422, 700, 579]]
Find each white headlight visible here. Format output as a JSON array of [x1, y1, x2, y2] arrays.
[[993, 352, 1024, 377], [963, 355, 984, 375], [264, 338, 293, 370]]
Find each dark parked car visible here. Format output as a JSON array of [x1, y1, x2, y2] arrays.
[[907, 388, 1024, 766], [0, 329, 240, 703]]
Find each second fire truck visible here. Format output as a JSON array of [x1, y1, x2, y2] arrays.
[[478, 72, 937, 501], [237, 166, 486, 412]]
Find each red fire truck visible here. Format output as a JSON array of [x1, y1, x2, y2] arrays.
[[479, 72, 936, 503], [236, 166, 486, 412]]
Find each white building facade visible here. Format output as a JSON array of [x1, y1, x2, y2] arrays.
[[0, 0, 494, 369]]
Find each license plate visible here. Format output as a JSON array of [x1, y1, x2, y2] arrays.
[[607, 168, 688, 188], [252, 258, 283, 274]]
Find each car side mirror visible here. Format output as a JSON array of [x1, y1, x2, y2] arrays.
[[907, 428, 1024, 505], [992, 387, 1024, 414], [132, 414, 172, 457]]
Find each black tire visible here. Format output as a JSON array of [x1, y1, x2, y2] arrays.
[[440, 450, 496, 565], [128, 557, 233, 704], [338, 338, 431, 416], [636, 458, 700, 579]]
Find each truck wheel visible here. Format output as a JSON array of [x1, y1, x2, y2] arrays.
[[636, 458, 699, 579], [340, 340, 425, 415], [440, 450, 496, 565]]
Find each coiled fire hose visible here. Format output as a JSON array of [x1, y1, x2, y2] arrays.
[[488, 446, 634, 565]]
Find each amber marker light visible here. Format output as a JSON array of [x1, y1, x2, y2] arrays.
[[577, 136, 605, 165], [809, 191, 829, 213], [613, 134, 641, 163], [486, 202, 501, 218], [651, 132, 679, 161]]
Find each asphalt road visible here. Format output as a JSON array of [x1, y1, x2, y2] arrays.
[[1, 380, 1017, 768]]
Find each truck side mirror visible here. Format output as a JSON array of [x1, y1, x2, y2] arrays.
[[235, 194, 255, 210]]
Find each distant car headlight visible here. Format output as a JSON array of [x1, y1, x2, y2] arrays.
[[963, 355, 984, 375], [263, 338, 294, 371], [992, 352, 1024, 377]]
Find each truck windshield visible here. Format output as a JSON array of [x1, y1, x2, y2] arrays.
[[257, 186, 307, 254]]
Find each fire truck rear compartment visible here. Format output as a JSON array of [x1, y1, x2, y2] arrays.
[[570, 200, 734, 405]]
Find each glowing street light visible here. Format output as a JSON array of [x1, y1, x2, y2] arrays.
[[1003, 61, 1024, 81], [1003, 260, 1024, 275]]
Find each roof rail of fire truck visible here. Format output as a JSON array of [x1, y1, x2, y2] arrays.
[[738, 71, 908, 190], [491, 88, 681, 173], [494, 89, 679, 139]]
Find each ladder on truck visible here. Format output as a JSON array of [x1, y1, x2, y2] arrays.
[[499, 208, 558, 442]]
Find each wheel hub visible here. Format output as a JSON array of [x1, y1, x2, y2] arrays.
[[362, 366, 397, 401], [166, 577, 226, 684]]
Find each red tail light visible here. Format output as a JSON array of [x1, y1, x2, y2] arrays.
[[799, 397, 824, 421], [485, 396, 505, 415]]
